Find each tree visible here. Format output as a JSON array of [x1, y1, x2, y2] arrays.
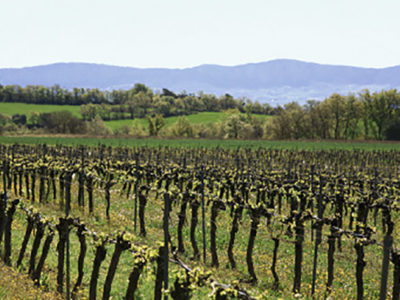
[[219, 94, 237, 110], [154, 95, 174, 117], [169, 117, 195, 137], [0, 113, 10, 126], [385, 120, 400, 140], [80, 104, 99, 121], [86, 116, 111, 136], [325, 93, 346, 139], [161, 88, 177, 98], [358, 89, 374, 139], [362, 89, 397, 139], [342, 94, 362, 139], [0, 112, 10, 134], [200, 93, 219, 111], [132, 83, 151, 95], [224, 114, 245, 139], [28, 112, 41, 128], [39, 111, 86, 134], [11, 114, 27, 125], [134, 91, 152, 116], [269, 102, 308, 139], [147, 114, 165, 136]]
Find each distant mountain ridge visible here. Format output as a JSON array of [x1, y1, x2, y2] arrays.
[[1, 59, 400, 105]]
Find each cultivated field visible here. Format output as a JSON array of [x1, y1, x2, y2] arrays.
[[0, 135, 399, 151], [0, 144, 399, 299]]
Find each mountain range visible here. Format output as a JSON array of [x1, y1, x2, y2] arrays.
[[1, 59, 400, 105]]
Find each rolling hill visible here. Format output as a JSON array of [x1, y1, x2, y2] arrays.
[[1, 59, 400, 105]]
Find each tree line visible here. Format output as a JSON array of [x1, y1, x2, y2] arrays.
[[0, 82, 399, 140], [0, 83, 276, 119], [270, 89, 400, 140]]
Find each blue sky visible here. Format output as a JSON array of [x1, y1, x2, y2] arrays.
[[1, 0, 399, 68]]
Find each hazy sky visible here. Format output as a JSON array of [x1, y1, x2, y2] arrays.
[[1, 0, 400, 69]]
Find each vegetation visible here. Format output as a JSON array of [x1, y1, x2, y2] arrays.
[[0, 104, 272, 139], [0, 102, 81, 117], [0, 83, 276, 118], [0, 260, 63, 299], [0, 136, 399, 150], [271, 89, 400, 140], [0, 144, 399, 299], [105, 111, 257, 130], [1, 83, 399, 140]]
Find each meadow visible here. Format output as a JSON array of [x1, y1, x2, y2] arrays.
[[0, 102, 82, 117], [105, 112, 273, 131], [0, 102, 272, 131]]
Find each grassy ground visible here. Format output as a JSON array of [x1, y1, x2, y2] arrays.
[[0, 146, 398, 298], [0, 260, 63, 299], [104, 112, 273, 131], [0, 135, 399, 151], [0, 102, 272, 131], [1, 170, 393, 299], [105, 112, 229, 130], [0, 103, 82, 118]]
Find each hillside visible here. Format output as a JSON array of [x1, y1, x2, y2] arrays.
[[1, 59, 400, 104]]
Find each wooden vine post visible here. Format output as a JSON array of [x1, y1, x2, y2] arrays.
[[17, 213, 34, 267], [78, 148, 85, 207], [177, 182, 191, 253], [293, 190, 306, 294], [311, 175, 324, 295], [28, 216, 45, 276], [2, 156, 7, 194], [89, 240, 107, 300], [201, 165, 206, 264], [72, 223, 87, 297], [102, 234, 130, 300], [379, 204, 393, 300], [0, 192, 7, 245], [190, 195, 200, 260], [65, 171, 72, 300], [163, 192, 170, 300], [354, 201, 368, 300], [125, 249, 149, 300], [3, 199, 19, 265], [134, 153, 139, 233]]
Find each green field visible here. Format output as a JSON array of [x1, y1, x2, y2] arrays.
[[0, 135, 399, 151], [105, 112, 228, 130], [0, 103, 272, 131], [104, 112, 272, 130], [0, 102, 82, 117], [1, 145, 399, 299]]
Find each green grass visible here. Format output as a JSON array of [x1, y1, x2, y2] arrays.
[[0, 102, 272, 130], [0, 135, 399, 151], [0, 102, 82, 117], [1, 146, 399, 298], [104, 112, 273, 131], [3, 161, 395, 299]]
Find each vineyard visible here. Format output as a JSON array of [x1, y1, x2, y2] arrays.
[[0, 144, 399, 299]]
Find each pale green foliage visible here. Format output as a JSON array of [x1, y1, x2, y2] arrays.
[[115, 120, 147, 137], [147, 114, 166, 136], [268, 89, 400, 140], [0, 112, 10, 126], [86, 116, 112, 136], [80, 103, 100, 121], [0, 113, 12, 134], [169, 116, 195, 137], [222, 111, 264, 139]]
